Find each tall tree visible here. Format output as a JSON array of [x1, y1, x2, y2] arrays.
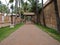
[[5, 0, 10, 14], [0, 3, 9, 13], [9, 0, 14, 26], [53, 0, 60, 32], [41, 0, 46, 26], [9, 0, 14, 3], [28, 0, 42, 12], [0, 1, 2, 4], [28, 0, 37, 12], [28, 0, 42, 23]]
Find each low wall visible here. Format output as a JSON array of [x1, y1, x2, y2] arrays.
[[0, 14, 21, 27]]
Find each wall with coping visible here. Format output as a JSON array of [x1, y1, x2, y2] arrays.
[[40, 0, 59, 30]]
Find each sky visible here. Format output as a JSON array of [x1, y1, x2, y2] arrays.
[[0, 0, 47, 12], [0, 0, 47, 5]]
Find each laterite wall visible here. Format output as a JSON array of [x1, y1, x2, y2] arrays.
[[40, 0, 59, 30]]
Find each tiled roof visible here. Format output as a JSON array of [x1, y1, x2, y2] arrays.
[[23, 12, 35, 16]]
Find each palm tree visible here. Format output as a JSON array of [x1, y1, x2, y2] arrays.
[[41, 0, 46, 26], [53, 0, 60, 32], [35, 0, 39, 23], [5, 0, 10, 14], [28, 0, 42, 23], [28, 0, 37, 12], [14, 0, 19, 24], [9, 0, 14, 3], [9, 0, 23, 24], [23, 2, 28, 12], [10, 4, 14, 24], [9, 0, 14, 27], [0, 1, 2, 4], [19, 0, 21, 15], [0, 1, 2, 13]]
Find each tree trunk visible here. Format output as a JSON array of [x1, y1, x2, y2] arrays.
[[11, 15, 13, 24], [35, 0, 39, 24], [42, 0, 46, 26], [15, 0, 18, 25], [53, 0, 60, 32]]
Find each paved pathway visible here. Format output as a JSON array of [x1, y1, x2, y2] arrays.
[[0, 24, 60, 45]]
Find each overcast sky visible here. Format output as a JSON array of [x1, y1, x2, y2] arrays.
[[0, 0, 47, 12], [0, 0, 47, 5], [0, 0, 47, 8]]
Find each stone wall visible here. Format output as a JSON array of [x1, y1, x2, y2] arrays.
[[39, 0, 60, 30], [10, 15, 21, 24], [0, 14, 21, 27], [4, 16, 11, 23], [15, 16, 21, 24]]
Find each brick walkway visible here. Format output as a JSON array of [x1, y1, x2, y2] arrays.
[[0, 24, 60, 45]]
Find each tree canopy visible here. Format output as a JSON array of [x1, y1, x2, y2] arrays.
[[0, 1, 10, 13], [9, 0, 42, 14]]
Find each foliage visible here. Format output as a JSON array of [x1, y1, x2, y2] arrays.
[[9, 0, 42, 13], [23, 2, 29, 12], [9, 0, 14, 3], [10, 4, 13, 10], [28, 0, 42, 13], [28, 0, 36, 12], [9, 0, 19, 14], [0, 1, 10, 13]]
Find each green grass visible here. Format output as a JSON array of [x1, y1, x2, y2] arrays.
[[36, 24, 60, 42], [0, 23, 24, 42]]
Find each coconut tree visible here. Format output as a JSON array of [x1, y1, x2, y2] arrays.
[[0, 1, 1, 4], [0, 1, 9, 13], [28, 0, 42, 23], [28, 0, 36, 12], [9, 0, 14, 3], [0, 1, 2, 13], [14, 0, 19, 24], [9, 0, 14, 27], [53, 0, 60, 32], [41, 0, 46, 26], [18, 0, 21, 15], [5, 0, 10, 14], [28, 0, 42, 12], [10, 4, 14, 24], [9, 0, 19, 25], [9, 0, 22, 24]]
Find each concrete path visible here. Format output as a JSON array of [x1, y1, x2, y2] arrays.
[[0, 24, 60, 45]]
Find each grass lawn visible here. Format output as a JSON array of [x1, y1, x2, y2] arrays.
[[36, 24, 60, 42], [0, 23, 24, 42]]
